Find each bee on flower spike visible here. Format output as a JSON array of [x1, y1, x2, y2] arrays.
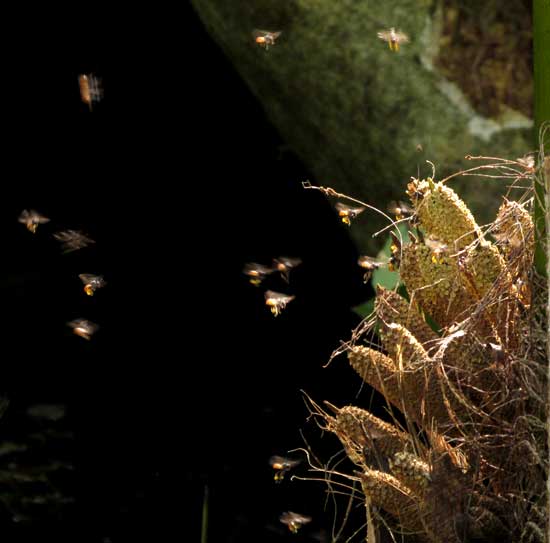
[[18, 209, 50, 233], [425, 237, 448, 264], [335, 202, 365, 226], [269, 455, 301, 482], [279, 511, 312, 534], [264, 290, 295, 317], [377, 28, 409, 52], [252, 29, 282, 50], [79, 274, 106, 296]]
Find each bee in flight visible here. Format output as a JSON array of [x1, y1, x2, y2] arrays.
[[388, 200, 414, 221], [357, 256, 383, 283], [243, 263, 275, 286], [335, 202, 365, 226], [79, 274, 106, 296], [516, 154, 535, 174], [425, 237, 448, 264], [18, 209, 50, 233], [269, 455, 301, 482], [78, 73, 103, 111], [265, 290, 295, 317], [273, 256, 302, 283], [252, 29, 282, 50], [67, 318, 99, 340], [279, 511, 312, 534], [377, 27, 409, 52], [54, 230, 95, 253]]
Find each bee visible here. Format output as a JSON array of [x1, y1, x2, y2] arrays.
[[377, 27, 409, 51], [243, 263, 275, 286], [273, 256, 302, 283], [79, 274, 106, 296], [264, 290, 295, 317], [252, 29, 282, 50], [388, 200, 414, 221], [78, 74, 103, 111], [54, 230, 95, 253], [279, 511, 312, 534], [388, 230, 401, 272], [358, 256, 383, 283], [67, 318, 98, 340], [517, 154, 535, 174], [335, 202, 365, 226], [269, 455, 301, 482], [425, 237, 448, 264], [18, 209, 50, 233]]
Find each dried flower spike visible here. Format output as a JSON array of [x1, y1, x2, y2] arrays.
[[18, 209, 50, 233]]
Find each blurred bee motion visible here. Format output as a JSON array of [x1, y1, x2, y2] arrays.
[[269, 455, 301, 482], [18, 209, 50, 233], [78, 74, 103, 111], [335, 202, 365, 226], [252, 29, 282, 50], [377, 27, 409, 51], [357, 256, 382, 283], [54, 230, 95, 253], [79, 274, 106, 296], [67, 318, 98, 340], [388, 200, 413, 221], [243, 263, 275, 286], [272, 256, 301, 283], [264, 290, 295, 317], [279, 511, 312, 534]]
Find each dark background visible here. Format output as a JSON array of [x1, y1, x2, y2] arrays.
[[0, 6, 376, 542]]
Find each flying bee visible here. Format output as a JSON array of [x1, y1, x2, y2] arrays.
[[79, 274, 106, 296], [425, 237, 448, 264], [406, 178, 425, 202], [54, 230, 95, 253], [279, 511, 312, 534], [388, 230, 401, 271], [18, 209, 50, 233], [358, 256, 383, 283], [265, 290, 295, 317], [377, 27, 409, 51], [388, 200, 414, 221], [269, 455, 301, 482], [252, 29, 282, 50], [272, 256, 302, 283], [67, 318, 98, 340], [335, 202, 365, 226], [78, 73, 103, 111], [243, 263, 275, 286]]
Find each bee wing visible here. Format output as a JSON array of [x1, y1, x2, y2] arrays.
[[18, 210, 30, 223], [265, 290, 295, 303], [334, 202, 349, 212], [276, 256, 302, 268], [270, 31, 282, 39], [358, 256, 382, 269], [252, 29, 270, 38], [394, 30, 409, 43], [78, 273, 96, 283], [244, 262, 273, 275], [377, 30, 392, 41]]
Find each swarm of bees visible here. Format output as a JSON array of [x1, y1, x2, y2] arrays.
[[78, 73, 103, 111], [335, 202, 365, 226], [18, 209, 50, 233], [279, 511, 312, 534], [252, 29, 282, 50], [269, 455, 301, 482], [377, 27, 409, 52]]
